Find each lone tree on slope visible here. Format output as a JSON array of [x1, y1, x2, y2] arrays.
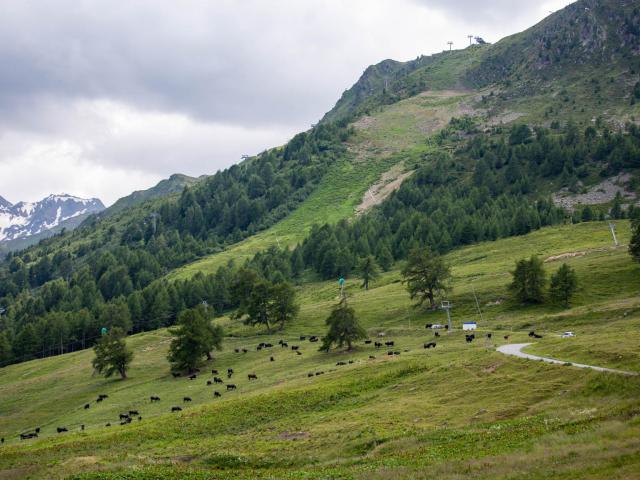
[[401, 247, 451, 310], [92, 327, 134, 380], [320, 297, 366, 352], [510, 256, 546, 304], [549, 263, 578, 308], [167, 305, 223, 374], [357, 255, 380, 290]]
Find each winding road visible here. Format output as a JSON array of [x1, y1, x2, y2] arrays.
[[497, 343, 638, 376]]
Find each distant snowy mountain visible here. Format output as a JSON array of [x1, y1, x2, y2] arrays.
[[0, 194, 105, 243]]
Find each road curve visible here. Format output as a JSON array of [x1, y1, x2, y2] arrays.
[[497, 343, 638, 376]]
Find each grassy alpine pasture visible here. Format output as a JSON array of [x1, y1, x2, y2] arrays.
[[1, 221, 639, 479]]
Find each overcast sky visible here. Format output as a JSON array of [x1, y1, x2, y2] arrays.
[[0, 0, 574, 206]]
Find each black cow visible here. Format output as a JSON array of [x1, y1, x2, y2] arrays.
[[35, 428, 40, 433], [425, 323, 433, 329], [364, 340, 372, 344], [385, 341, 395, 347], [227, 368, 234, 378], [207, 380, 213, 385], [129, 410, 139, 416], [189, 374, 197, 380], [369, 355, 376, 359], [315, 371, 324, 376], [119, 413, 130, 420], [424, 342, 437, 349], [214, 377, 223, 383], [56, 427, 68, 433], [81, 424, 85, 431], [336, 361, 347, 366], [296, 350, 302, 356], [270, 356, 275, 362], [291, 345, 299, 351], [214, 391, 221, 397], [171, 406, 182, 412], [486, 333, 492, 339], [234, 348, 240, 353], [172, 372, 181, 378], [309, 336, 318, 343], [242, 348, 249, 353], [434, 332, 440, 337], [504, 335, 510, 340], [248, 373, 258, 380], [533, 333, 543, 339], [226, 384, 237, 391], [84, 403, 90, 409], [281, 342, 288, 348], [183, 397, 192, 402], [387, 351, 394, 356], [212, 369, 219, 375], [308, 373, 314, 377], [106, 423, 111, 427], [374, 342, 383, 348], [150, 396, 161, 402], [300, 336, 307, 341]]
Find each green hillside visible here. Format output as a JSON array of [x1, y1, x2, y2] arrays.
[[1, 221, 639, 478]]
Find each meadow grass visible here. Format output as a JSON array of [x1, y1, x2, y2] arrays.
[[1, 221, 639, 478]]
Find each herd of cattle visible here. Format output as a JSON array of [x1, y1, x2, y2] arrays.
[[1, 325, 538, 445]]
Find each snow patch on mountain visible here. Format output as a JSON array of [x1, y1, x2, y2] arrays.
[[0, 194, 105, 243]]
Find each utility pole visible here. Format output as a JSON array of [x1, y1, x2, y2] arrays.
[[467, 35, 474, 46], [447, 41, 453, 52], [472, 284, 484, 323], [441, 301, 452, 331], [609, 223, 619, 247]]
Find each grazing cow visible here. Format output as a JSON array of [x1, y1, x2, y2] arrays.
[[265, 343, 273, 348], [171, 406, 182, 412], [435, 332, 440, 337], [56, 427, 68, 433], [189, 374, 197, 380], [1, 437, 4, 444], [369, 355, 376, 359], [387, 351, 394, 356], [106, 423, 111, 427], [533, 333, 543, 339], [504, 335, 510, 340], [424, 342, 437, 349], [227, 368, 234, 378], [315, 371, 324, 376], [394, 351, 401, 356], [212, 369, 219, 375], [248, 373, 258, 380], [281, 342, 288, 348], [486, 333, 492, 339], [291, 345, 299, 351], [241, 348, 247, 353], [348, 360, 354, 364], [257, 345, 263, 351], [214, 391, 221, 398], [20, 433, 37, 440], [84, 403, 90, 409], [234, 348, 240, 353], [150, 396, 161, 402], [374, 342, 382, 348], [81, 424, 85, 431], [308, 373, 314, 377], [296, 350, 302, 356], [278, 339, 284, 345], [528, 331, 536, 338], [270, 356, 275, 362], [138, 417, 142, 421], [207, 380, 213, 386], [183, 397, 192, 402], [129, 410, 139, 416], [425, 323, 433, 329], [214, 377, 223, 383], [300, 336, 307, 341], [35, 427, 40, 433], [99, 394, 108, 399], [385, 341, 395, 347], [119, 414, 130, 420], [336, 361, 347, 366], [226, 384, 237, 391], [172, 372, 181, 378], [364, 340, 372, 344], [309, 336, 318, 343]]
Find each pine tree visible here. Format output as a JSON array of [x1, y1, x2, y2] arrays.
[[510, 256, 546, 304], [357, 255, 380, 290], [549, 263, 578, 307], [320, 297, 366, 351], [0, 331, 13, 366], [268, 282, 299, 331], [401, 247, 451, 310], [167, 306, 223, 373], [92, 327, 133, 379]]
